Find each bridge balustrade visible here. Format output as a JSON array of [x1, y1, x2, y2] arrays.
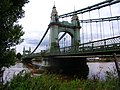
[[56, 36, 120, 55]]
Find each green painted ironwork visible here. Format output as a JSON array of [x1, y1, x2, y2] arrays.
[[23, 36, 120, 59], [48, 36, 120, 55], [80, 16, 120, 23], [59, 0, 120, 18]]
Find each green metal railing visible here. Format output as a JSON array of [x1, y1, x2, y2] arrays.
[[55, 36, 120, 55]]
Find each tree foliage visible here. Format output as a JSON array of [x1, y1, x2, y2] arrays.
[[0, 0, 29, 69]]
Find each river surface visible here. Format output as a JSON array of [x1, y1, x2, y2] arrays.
[[88, 62, 118, 80], [2, 62, 118, 83]]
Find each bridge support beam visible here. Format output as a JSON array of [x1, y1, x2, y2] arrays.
[[42, 56, 89, 79]]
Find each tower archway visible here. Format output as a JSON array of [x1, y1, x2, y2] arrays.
[[59, 32, 72, 48]]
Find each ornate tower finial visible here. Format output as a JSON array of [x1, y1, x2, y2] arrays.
[[51, 3, 59, 22], [29, 46, 31, 53], [71, 8, 80, 26], [51, 3, 57, 16], [74, 6, 75, 11], [23, 46, 25, 51], [53, 1, 55, 8]]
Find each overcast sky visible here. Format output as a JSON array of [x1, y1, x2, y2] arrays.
[[16, 0, 120, 54]]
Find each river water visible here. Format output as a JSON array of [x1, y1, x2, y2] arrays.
[[2, 63, 25, 83], [2, 62, 118, 83], [88, 62, 117, 80]]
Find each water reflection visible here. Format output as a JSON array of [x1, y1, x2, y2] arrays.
[[88, 62, 117, 79]]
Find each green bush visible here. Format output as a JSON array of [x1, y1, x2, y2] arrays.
[[2, 73, 120, 90]]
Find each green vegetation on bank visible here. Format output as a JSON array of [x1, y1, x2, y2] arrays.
[[1, 73, 119, 90]]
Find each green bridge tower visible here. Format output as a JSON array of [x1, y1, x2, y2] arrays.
[[49, 5, 81, 53]]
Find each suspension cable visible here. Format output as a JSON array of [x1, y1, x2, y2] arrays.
[[61, 38, 63, 48], [69, 34, 71, 46], [109, 20, 112, 37], [59, 0, 120, 18], [89, 11, 93, 41], [81, 13, 84, 43], [65, 34, 67, 47], [98, 9, 102, 40], [31, 25, 50, 54], [58, 32, 67, 41], [96, 21, 98, 40], [101, 19, 105, 39], [117, 18, 120, 35], [109, 5, 114, 37], [79, 16, 120, 23], [85, 22, 88, 42]]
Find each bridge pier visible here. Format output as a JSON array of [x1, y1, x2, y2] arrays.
[[42, 56, 89, 79]]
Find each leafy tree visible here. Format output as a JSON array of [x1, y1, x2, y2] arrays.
[[0, 0, 29, 70]]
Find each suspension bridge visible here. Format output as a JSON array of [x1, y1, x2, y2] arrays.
[[22, 0, 120, 76]]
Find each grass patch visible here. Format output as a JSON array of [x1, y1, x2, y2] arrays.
[[1, 73, 119, 90]]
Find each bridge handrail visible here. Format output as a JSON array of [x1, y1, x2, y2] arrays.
[[58, 36, 120, 55], [59, 36, 120, 48]]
